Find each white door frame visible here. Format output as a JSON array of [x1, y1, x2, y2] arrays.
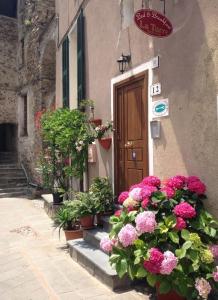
[[111, 59, 155, 192]]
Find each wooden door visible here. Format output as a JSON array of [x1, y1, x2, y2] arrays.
[[114, 72, 149, 196]]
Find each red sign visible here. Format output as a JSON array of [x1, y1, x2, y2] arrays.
[[134, 9, 173, 38]]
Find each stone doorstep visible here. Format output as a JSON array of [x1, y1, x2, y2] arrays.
[[83, 228, 109, 251], [42, 194, 62, 219], [68, 238, 132, 291]]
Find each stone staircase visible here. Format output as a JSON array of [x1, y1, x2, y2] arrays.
[[0, 152, 29, 198], [68, 216, 132, 291]]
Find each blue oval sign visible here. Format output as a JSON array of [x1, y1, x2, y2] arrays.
[[155, 103, 166, 113]]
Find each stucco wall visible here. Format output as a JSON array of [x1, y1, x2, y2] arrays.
[[56, 0, 218, 213], [0, 16, 18, 125]]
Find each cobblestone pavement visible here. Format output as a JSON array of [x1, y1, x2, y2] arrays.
[[0, 197, 151, 300]]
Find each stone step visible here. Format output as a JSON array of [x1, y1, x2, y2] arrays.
[[0, 191, 29, 198], [0, 168, 24, 175], [83, 228, 109, 250], [0, 164, 19, 169], [68, 239, 131, 290], [0, 179, 27, 188], [102, 216, 112, 233], [0, 186, 28, 193]]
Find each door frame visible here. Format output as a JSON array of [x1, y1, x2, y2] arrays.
[[111, 60, 154, 193]]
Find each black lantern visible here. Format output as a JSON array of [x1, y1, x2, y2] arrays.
[[117, 54, 131, 74]]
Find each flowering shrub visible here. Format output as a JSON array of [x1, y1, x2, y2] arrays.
[[93, 121, 113, 139], [100, 175, 218, 299]]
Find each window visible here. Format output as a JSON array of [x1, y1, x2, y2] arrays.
[[21, 94, 28, 136], [62, 37, 69, 108], [77, 9, 85, 106]]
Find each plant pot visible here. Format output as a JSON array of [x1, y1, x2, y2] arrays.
[[89, 118, 102, 127], [64, 229, 83, 241], [156, 284, 186, 300], [80, 215, 95, 229], [98, 138, 112, 150], [96, 211, 114, 226], [52, 192, 63, 204]]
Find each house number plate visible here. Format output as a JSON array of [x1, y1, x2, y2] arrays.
[[151, 83, 161, 96]]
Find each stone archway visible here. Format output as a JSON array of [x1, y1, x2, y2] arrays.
[[0, 123, 17, 152], [40, 39, 56, 110]]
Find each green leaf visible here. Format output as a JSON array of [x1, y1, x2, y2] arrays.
[[159, 223, 169, 234], [159, 281, 171, 294], [182, 241, 192, 250], [147, 273, 157, 287], [169, 231, 179, 244], [136, 266, 147, 278], [181, 229, 190, 240], [164, 215, 177, 228], [109, 254, 120, 264], [116, 259, 128, 278], [176, 248, 186, 259], [134, 239, 146, 249], [110, 216, 120, 224], [189, 250, 198, 263]]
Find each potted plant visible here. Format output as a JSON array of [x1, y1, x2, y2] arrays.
[[94, 121, 113, 150], [75, 192, 96, 229], [100, 175, 218, 300], [55, 201, 83, 241], [89, 177, 114, 225]]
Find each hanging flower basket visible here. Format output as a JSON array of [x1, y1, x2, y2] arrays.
[[89, 118, 102, 127], [98, 137, 112, 150]]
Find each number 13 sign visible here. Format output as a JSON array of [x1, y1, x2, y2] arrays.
[[151, 83, 161, 96]]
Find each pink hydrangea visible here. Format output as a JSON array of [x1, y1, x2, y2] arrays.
[[195, 278, 211, 299], [143, 248, 164, 274], [175, 175, 187, 184], [175, 217, 186, 230], [141, 185, 157, 198], [173, 202, 196, 219], [166, 176, 184, 189], [114, 209, 122, 217], [141, 176, 161, 187], [213, 266, 218, 282], [118, 224, 138, 247], [129, 183, 144, 191], [160, 251, 178, 275], [135, 211, 157, 234], [129, 188, 142, 201], [100, 236, 114, 253], [161, 187, 175, 199], [188, 180, 206, 195], [210, 245, 218, 258], [141, 197, 149, 209], [118, 191, 129, 204], [187, 176, 201, 184]]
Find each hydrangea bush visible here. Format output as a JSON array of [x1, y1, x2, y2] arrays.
[[100, 175, 218, 299]]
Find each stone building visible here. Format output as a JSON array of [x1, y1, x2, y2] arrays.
[[0, 0, 57, 182], [56, 0, 218, 214]]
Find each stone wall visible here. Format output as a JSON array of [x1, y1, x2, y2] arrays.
[[0, 16, 18, 125], [17, 0, 57, 182]]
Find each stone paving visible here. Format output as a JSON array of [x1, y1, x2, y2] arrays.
[[0, 197, 151, 300]]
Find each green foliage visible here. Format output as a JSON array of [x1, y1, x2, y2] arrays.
[[89, 177, 114, 213], [73, 192, 96, 218], [41, 108, 96, 180]]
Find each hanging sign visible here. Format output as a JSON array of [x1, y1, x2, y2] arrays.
[[134, 9, 173, 38], [152, 99, 169, 118]]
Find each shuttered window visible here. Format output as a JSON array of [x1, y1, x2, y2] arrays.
[[62, 37, 69, 108], [77, 9, 85, 107]]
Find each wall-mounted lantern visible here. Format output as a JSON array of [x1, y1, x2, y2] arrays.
[[117, 53, 131, 74]]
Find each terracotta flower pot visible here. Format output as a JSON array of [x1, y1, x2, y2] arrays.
[[80, 215, 95, 229], [98, 138, 112, 150], [89, 118, 102, 127], [64, 229, 83, 241], [156, 283, 186, 300]]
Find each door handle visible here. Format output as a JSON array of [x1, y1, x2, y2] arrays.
[[124, 141, 133, 148]]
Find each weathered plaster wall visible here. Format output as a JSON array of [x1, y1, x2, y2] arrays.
[[56, 0, 218, 213], [0, 16, 18, 125]]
